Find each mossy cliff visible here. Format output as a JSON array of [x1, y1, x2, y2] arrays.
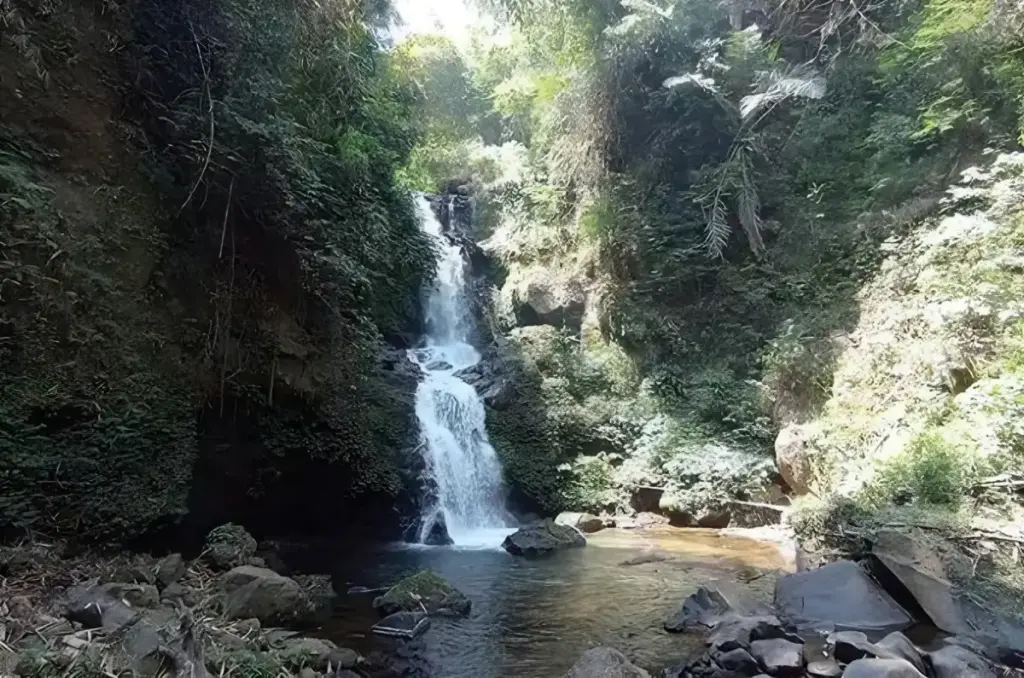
[[0, 0, 433, 542]]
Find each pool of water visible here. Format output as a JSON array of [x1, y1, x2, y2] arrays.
[[316, 528, 793, 678]]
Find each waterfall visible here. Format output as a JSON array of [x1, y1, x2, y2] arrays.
[[410, 196, 510, 547]]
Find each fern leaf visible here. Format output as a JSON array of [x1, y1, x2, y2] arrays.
[[663, 73, 718, 91], [703, 193, 731, 258], [737, 161, 765, 256]]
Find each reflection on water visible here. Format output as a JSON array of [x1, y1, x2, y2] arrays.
[[320, 528, 793, 678]]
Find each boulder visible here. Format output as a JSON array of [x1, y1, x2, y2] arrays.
[[425, 360, 453, 371], [205, 523, 257, 570], [281, 637, 358, 672], [155, 553, 186, 587], [98, 582, 160, 609], [664, 583, 775, 633], [218, 567, 312, 625], [775, 424, 815, 495], [565, 647, 650, 678], [714, 647, 759, 674], [555, 512, 605, 534], [749, 638, 804, 677], [66, 588, 138, 630], [709, 617, 797, 653], [807, 660, 843, 677], [659, 493, 696, 527], [423, 514, 454, 546], [502, 519, 586, 557], [927, 643, 997, 678], [620, 512, 670, 529], [875, 632, 927, 675], [828, 631, 876, 664], [840, 658, 927, 677], [630, 487, 664, 513], [372, 570, 471, 616], [160, 582, 198, 606], [872, 529, 1024, 653], [774, 560, 912, 634]]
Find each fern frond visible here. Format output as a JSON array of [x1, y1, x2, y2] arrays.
[[662, 72, 718, 91], [703, 191, 731, 258], [737, 160, 765, 256], [740, 66, 826, 121]]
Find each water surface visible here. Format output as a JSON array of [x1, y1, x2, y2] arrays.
[[323, 528, 792, 677]]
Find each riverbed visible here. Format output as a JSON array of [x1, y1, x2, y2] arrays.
[[319, 528, 793, 677]]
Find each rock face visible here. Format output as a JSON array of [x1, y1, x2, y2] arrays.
[[555, 512, 605, 533], [205, 523, 257, 570], [774, 423, 815, 495], [502, 519, 587, 556], [565, 647, 650, 678], [774, 560, 912, 634], [372, 570, 471, 616], [872, 529, 1024, 653], [218, 566, 313, 624]]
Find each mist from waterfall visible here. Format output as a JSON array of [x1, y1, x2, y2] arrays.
[[409, 196, 510, 547]]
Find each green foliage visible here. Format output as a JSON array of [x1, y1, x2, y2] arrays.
[[861, 432, 981, 508]]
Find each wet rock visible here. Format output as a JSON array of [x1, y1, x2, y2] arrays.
[[98, 582, 160, 609], [219, 566, 312, 625], [807, 660, 843, 677], [295, 573, 337, 624], [423, 514, 454, 545], [841, 658, 927, 677], [749, 638, 804, 676], [664, 583, 775, 634], [828, 631, 876, 664], [709, 617, 796, 653], [566, 647, 650, 678], [502, 519, 586, 557], [775, 560, 912, 634], [927, 643, 997, 678], [155, 553, 186, 587], [372, 570, 471, 616], [556, 512, 605, 534], [205, 523, 257, 570], [775, 424, 815, 495], [425, 360, 452, 371], [714, 647, 759, 674]]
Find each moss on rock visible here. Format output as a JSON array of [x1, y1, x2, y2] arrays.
[[373, 570, 471, 616]]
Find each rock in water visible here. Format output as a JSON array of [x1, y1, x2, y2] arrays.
[[502, 519, 587, 556], [664, 582, 777, 634], [774, 560, 912, 634], [565, 647, 650, 678], [841, 658, 927, 677], [205, 523, 257, 570], [555, 512, 605, 534], [372, 570, 471, 616], [423, 514, 454, 545], [372, 611, 430, 639]]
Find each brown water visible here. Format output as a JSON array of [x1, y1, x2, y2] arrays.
[[321, 528, 793, 678]]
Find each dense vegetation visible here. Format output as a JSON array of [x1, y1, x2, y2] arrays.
[[0, 0, 434, 539], [393, 0, 1024, 521]]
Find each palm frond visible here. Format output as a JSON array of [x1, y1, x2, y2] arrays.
[[736, 159, 765, 255], [740, 66, 826, 121], [662, 72, 718, 91], [703, 194, 731, 258]]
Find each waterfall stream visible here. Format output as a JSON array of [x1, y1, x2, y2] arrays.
[[410, 196, 510, 547]]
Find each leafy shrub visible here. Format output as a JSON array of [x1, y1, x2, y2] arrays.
[[861, 431, 981, 508]]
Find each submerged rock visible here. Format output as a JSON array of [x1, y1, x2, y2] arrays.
[[373, 570, 471, 616], [555, 512, 605, 534], [774, 560, 912, 635], [502, 519, 586, 557], [205, 523, 257, 570], [565, 647, 650, 678], [371, 611, 430, 639], [664, 583, 776, 634]]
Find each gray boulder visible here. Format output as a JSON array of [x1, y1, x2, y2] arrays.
[[556, 512, 605, 534], [502, 519, 586, 557], [205, 523, 257, 570], [423, 513, 454, 546], [664, 583, 776, 634], [841, 658, 926, 677], [749, 638, 804, 676], [155, 553, 187, 587], [775, 560, 912, 635], [927, 643, 997, 678], [775, 423, 815, 495], [66, 588, 138, 630], [280, 637, 359, 672], [218, 566, 312, 625], [807, 660, 843, 677], [565, 647, 650, 678], [372, 570, 471, 616], [714, 647, 759, 674]]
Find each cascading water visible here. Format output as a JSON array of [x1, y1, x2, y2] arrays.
[[410, 196, 510, 547]]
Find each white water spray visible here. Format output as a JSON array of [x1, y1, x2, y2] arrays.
[[410, 196, 510, 547]]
